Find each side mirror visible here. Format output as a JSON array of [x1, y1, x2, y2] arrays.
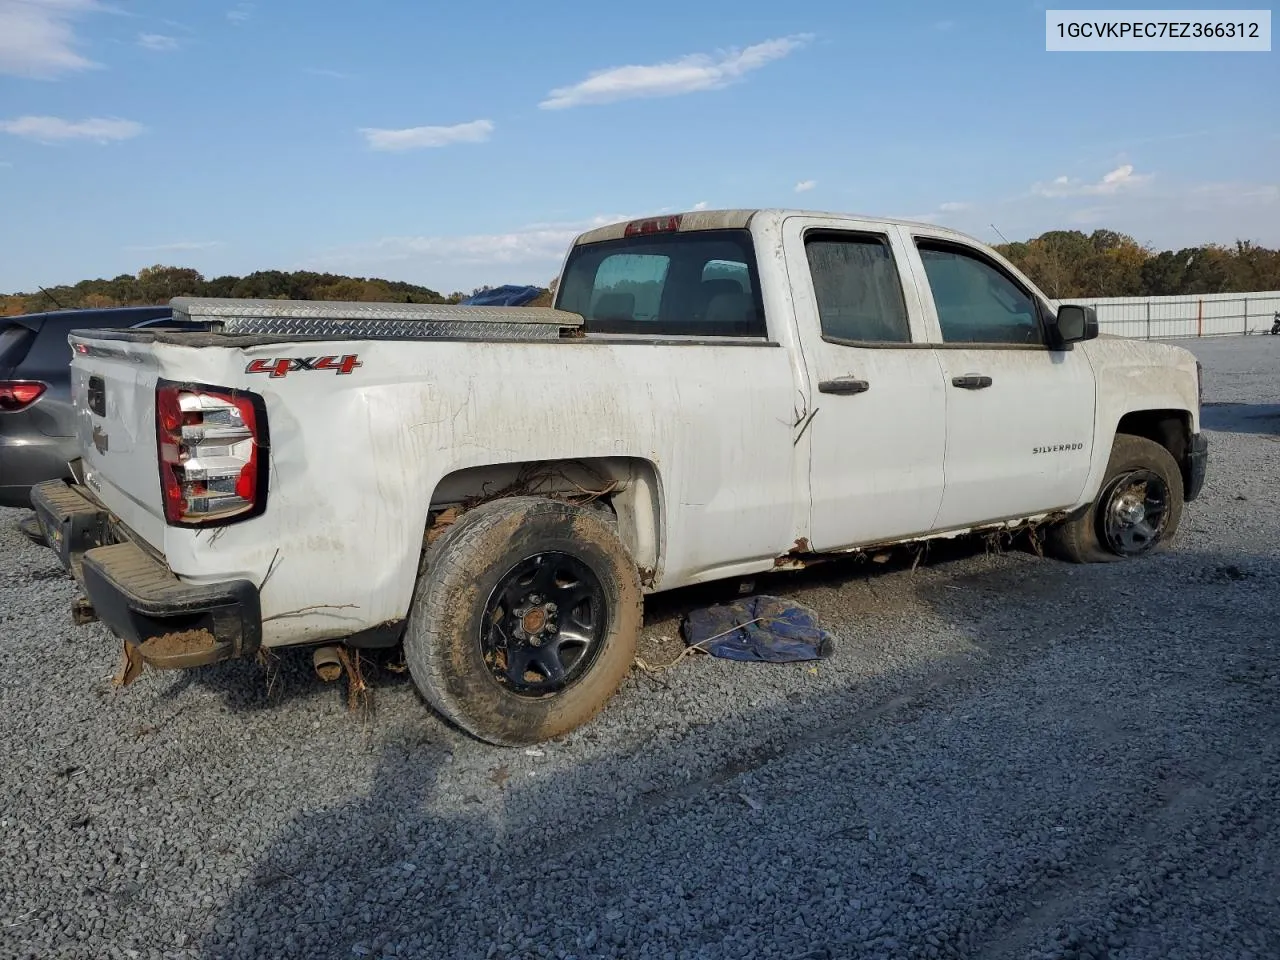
[[1052, 303, 1098, 345]]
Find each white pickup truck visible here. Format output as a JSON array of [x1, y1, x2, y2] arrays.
[[33, 208, 1208, 745]]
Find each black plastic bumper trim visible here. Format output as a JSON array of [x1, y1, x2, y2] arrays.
[[32, 480, 262, 668], [81, 541, 262, 668], [1184, 432, 1208, 502], [30, 479, 110, 578]]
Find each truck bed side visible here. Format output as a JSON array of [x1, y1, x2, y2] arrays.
[[69, 329, 804, 647]]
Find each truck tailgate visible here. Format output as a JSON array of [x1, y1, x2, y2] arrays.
[[69, 334, 168, 551]]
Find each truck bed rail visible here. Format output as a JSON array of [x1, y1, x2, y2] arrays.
[[169, 297, 583, 341]]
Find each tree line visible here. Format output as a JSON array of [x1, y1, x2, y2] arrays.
[[4, 230, 1279, 316], [994, 231, 1280, 299], [0, 265, 514, 316]]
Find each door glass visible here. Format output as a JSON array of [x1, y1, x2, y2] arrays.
[[804, 233, 911, 343], [917, 243, 1043, 345]]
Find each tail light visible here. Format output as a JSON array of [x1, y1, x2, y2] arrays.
[[0, 380, 47, 412], [1195, 360, 1204, 407], [156, 380, 269, 526]]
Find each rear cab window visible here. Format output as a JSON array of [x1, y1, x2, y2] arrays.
[[555, 229, 768, 338]]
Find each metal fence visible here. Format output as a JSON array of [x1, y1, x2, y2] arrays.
[[1050, 290, 1280, 340]]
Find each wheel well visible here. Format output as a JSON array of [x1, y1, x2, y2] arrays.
[[426, 457, 663, 571], [1115, 409, 1190, 463]]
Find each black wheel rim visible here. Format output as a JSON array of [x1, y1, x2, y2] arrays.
[[1100, 469, 1170, 557], [479, 551, 609, 698]]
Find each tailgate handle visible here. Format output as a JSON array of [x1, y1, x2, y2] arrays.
[[87, 376, 106, 416], [818, 377, 870, 395], [951, 374, 993, 390]]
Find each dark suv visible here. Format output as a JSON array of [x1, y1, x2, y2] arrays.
[[1, 306, 179, 508]]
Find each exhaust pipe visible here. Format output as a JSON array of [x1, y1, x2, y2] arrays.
[[313, 645, 344, 682]]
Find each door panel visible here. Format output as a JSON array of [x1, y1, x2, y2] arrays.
[[932, 348, 1095, 526], [783, 219, 948, 552], [900, 232, 1097, 529]]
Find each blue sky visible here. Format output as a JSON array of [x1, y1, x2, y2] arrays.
[[0, 0, 1277, 294]]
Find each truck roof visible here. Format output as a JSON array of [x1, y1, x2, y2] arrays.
[[572, 208, 970, 246]]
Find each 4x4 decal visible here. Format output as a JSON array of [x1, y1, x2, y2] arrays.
[[245, 355, 362, 378]]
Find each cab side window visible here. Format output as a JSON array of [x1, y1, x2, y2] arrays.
[[804, 232, 912, 343], [916, 242, 1043, 345]]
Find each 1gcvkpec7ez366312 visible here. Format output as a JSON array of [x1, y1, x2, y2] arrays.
[[1046, 9, 1271, 50]]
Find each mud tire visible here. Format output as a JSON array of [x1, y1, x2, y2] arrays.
[[404, 496, 642, 746], [1045, 434, 1184, 564]]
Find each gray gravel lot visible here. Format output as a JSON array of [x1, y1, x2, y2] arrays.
[[2, 335, 1278, 960]]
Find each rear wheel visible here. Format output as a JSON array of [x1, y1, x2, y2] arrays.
[[404, 496, 642, 746], [1045, 435, 1184, 563]]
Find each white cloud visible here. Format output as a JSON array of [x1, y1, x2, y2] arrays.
[[938, 172, 1279, 252], [311, 214, 645, 275], [1098, 165, 1143, 191], [692, 201, 708, 211], [360, 119, 494, 152], [137, 33, 178, 51], [227, 2, 252, 24], [900, 201, 972, 223], [124, 240, 224, 253], [539, 34, 812, 109], [794, 179, 816, 193], [0, 115, 143, 144], [0, 0, 101, 79], [1032, 163, 1151, 198]]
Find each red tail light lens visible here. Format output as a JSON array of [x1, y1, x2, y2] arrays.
[[155, 381, 268, 526], [0, 381, 47, 412]]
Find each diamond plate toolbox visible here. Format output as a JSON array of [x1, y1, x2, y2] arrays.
[[169, 297, 582, 341]]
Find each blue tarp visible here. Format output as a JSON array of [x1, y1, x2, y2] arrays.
[[460, 285, 544, 307], [681, 595, 836, 663]]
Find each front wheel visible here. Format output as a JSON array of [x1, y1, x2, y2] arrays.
[[1045, 435, 1184, 563], [404, 496, 642, 746]]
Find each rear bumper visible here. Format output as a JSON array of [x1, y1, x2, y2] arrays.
[[1184, 432, 1208, 502], [31, 479, 261, 669]]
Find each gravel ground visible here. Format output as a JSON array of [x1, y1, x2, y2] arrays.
[[1, 335, 1278, 960]]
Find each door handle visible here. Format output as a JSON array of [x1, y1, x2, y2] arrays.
[[818, 377, 870, 395], [951, 374, 993, 390]]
